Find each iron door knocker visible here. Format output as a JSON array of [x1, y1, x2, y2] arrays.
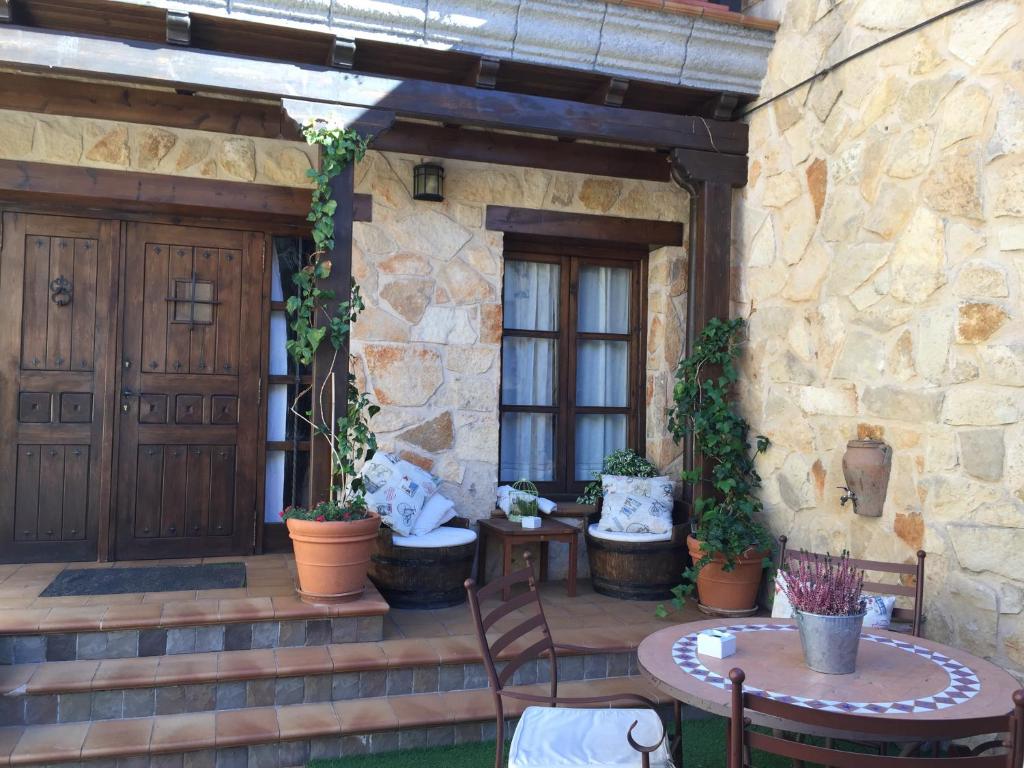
[[50, 275, 72, 306]]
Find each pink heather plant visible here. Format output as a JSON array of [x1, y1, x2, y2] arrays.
[[781, 551, 866, 617]]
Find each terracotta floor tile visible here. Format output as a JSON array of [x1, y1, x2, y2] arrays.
[[154, 653, 219, 685], [334, 698, 398, 733], [217, 649, 277, 679], [31, 596, 93, 608], [0, 608, 49, 632], [92, 657, 159, 689], [151, 712, 216, 754], [196, 588, 249, 600], [380, 638, 441, 667], [440, 689, 495, 722], [10, 722, 88, 765], [428, 635, 481, 664], [81, 718, 154, 759], [36, 608, 106, 631], [86, 592, 144, 605], [327, 643, 386, 673], [217, 597, 275, 622], [275, 645, 332, 676], [276, 702, 340, 740], [389, 692, 453, 728], [101, 603, 165, 629], [0, 598, 34, 610], [215, 707, 279, 747], [0, 664, 34, 695], [26, 659, 100, 693], [254, 584, 299, 598], [0, 727, 23, 761], [142, 590, 197, 603], [160, 599, 220, 624], [271, 596, 321, 620]]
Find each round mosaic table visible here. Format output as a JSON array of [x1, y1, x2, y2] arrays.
[[638, 619, 1020, 740]]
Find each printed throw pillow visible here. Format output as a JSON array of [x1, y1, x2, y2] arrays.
[[361, 452, 440, 536], [771, 571, 794, 619], [863, 593, 896, 629], [410, 493, 457, 536], [601, 475, 675, 506], [597, 492, 673, 535]]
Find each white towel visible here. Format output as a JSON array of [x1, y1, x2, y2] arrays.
[[496, 485, 557, 515]]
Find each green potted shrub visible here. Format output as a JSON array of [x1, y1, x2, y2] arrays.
[[665, 317, 772, 615], [281, 123, 381, 605]]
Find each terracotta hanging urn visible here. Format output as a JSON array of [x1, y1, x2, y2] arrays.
[[841, 439, 892, 518]]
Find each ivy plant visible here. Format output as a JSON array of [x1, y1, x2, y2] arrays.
[[659, 317, 771, 614], [577, 448, 659, 505], [280, 122, 379, 523]]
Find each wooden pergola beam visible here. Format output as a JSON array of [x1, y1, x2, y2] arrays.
[[0, 26, 748, 153]]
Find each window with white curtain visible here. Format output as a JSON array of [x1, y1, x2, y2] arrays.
[[499, 239, 644, 496]]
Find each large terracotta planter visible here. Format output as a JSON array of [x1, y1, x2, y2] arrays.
[[287, 513, 381, 604], [687, 535, 768, 615]]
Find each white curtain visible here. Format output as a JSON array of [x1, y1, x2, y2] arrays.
[[575, 265, 630, 480], [501, 261, 559, 480]]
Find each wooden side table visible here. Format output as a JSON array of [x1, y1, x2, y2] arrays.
[[477, 517, 579, 600]]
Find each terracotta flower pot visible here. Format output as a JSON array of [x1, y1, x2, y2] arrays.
[[686, 535, 768, 614], [287, 513, 381, 604]]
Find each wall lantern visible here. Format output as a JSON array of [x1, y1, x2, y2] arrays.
[[413, 163, 445, 202]]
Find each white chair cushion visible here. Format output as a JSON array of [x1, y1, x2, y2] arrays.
[[510, 706, 670, 768], [391, 526, 477, 549], [410, 492, 457, 536], [588, 524, 672, 544]]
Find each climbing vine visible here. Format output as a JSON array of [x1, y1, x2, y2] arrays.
[[281, 122, 379, 523], [659, 317, 772, 612]]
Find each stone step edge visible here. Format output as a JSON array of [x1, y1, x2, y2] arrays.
[[1, 630, 643, 696], [0, 586, 390, 636], [0, 677, 670, 766]]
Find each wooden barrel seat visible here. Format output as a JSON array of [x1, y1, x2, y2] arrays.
[[585, 523, 688, 601], [369, 521, 478, 609]]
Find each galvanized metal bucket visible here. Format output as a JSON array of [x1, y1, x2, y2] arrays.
[[794, 610, 866, 674]]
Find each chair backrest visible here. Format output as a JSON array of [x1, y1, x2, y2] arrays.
[[778, 535, 926, 636], [728, 668, 1024, 768]]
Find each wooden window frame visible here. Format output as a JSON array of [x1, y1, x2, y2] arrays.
[[499, 237, 648, 499]]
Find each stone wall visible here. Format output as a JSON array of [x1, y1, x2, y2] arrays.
[[0, 109, 316, 185], [352, 150, 690, 520], [734, 0, 1024, 674]]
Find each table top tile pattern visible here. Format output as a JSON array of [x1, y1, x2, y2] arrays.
[[672, 622, 981, 715]]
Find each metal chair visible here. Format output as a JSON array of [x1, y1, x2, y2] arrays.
[[728, 667, 1024, 767], [464, 556, 677, 768], [778, 535, 926, 636]]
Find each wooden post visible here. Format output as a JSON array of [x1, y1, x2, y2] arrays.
[[308, 162, 354, 505], [670, 149, 746, 515]]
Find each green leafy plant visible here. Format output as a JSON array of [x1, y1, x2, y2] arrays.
[[661, 317, 771, 613], [282, 121, 379, 523], [577, 448, 659, 505]]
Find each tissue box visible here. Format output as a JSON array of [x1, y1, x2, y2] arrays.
[[696, 629, 736, 659], [521, 516, 542, 529]]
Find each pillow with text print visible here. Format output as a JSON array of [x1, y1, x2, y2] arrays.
[[361, 452, 440, 536], [597, 492, 673, 535], [600, 475, 675, 506]]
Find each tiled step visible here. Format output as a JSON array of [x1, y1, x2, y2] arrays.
[[0, 677, 671, 767], [0, 634, 640, 725], [0, 587, 389, 664]]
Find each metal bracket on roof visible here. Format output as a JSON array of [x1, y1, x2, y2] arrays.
[[330, 37, 356, 69], [0, 0, 13, 23], [166, 9, 191, 46], [596, 77, 630, 108], [473, 57, 500, 89]]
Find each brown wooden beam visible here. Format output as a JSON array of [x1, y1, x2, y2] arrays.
[[486, 206, 683, 248], [671, 148, 747, 188], [0, 26, 748, 153], [280, 99, 395, 141], [375, 123, 670, 182], [0, 74, 284, 138], [309, 162, 355, 507], [0, 159, 372, 222]]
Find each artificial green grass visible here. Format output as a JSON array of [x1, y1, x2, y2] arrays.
[[309, 717, 800, 768]]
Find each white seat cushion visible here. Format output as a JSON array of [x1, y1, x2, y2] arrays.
[[588, 524, 672, 544], [392, 526, 477, 549], [509, 706, 670, 768]]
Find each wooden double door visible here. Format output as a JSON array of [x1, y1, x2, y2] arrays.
[[0, 213, 263, 562]]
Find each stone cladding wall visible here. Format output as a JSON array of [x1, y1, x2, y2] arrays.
[[733, 0, 1024, 675], [352, 150, 690, 519]]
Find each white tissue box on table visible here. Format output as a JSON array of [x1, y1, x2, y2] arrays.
[[520, 516, 542, 529], [696, 629, 736, 659]]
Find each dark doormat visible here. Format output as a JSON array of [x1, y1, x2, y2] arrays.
[[40, 562, 247, 597]]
